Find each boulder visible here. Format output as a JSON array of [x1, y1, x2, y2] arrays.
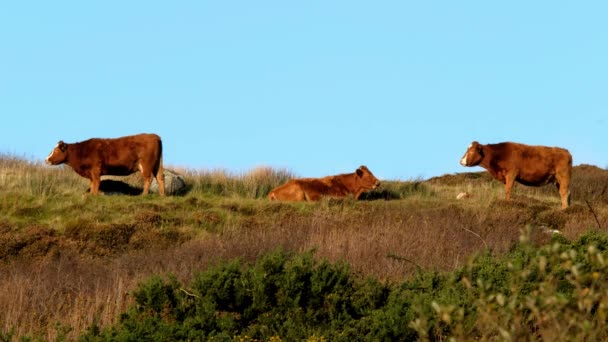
[[456, 192, 471, 200], [151, 169, 187, 195]]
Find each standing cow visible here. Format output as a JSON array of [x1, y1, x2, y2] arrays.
[[268, 165, 380, 201], [459, 141, 572, 208], [46, 133, 165, 195]]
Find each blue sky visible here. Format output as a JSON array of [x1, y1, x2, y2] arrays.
[[1, 2, 606, 180]]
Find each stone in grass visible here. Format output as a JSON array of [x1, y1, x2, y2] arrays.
[[456, 192, 472, 200], [151, 169, 187, 195]]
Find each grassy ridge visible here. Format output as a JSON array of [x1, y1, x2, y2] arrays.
[[1, 155, 608, 340]]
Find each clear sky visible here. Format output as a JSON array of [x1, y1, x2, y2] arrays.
[[1, 2, 606, 180]]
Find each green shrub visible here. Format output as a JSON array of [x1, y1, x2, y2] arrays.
[[413, 228, 608, 341], [81, 231, 608, 341], [82, 251, 392, 341]]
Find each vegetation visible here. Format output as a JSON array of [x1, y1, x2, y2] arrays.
[[78, 232, 608, 341], [1, 154, 608, 340]]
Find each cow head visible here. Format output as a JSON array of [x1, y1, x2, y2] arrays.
[[460, 141, 484, 166], [45, 141, 69, 165], [355, 165, 381, 189]]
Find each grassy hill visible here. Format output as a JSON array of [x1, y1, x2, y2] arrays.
[[1, 154, 608, 340]]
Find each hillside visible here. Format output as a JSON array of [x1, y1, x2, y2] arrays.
[[1, 155, 608, 340]]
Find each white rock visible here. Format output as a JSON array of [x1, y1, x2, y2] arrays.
[[151, 169, 187, 195], [456, 192, 471, 200]]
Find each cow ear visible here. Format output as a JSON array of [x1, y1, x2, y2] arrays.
[[59, 141, 67, 152], [356, 168, 364, 177]]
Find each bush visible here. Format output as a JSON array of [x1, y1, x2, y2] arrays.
[[413, 228, 608, 341], [82, 230, 608, 341], [82, 250, 392, 341]]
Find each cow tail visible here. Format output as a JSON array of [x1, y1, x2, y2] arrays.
[[159, 139, 164, 175], [156, 138, 165, 195], [156, 138, 164, 176]]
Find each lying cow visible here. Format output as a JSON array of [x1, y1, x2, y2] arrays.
[[459, 141, 572, 208], [268, 165, 380, 201], [45, 133, 165, 195]]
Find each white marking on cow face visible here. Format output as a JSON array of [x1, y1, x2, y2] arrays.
[[460, 144, 473, 166], [46, 141, 69, 165], [45, 143, 59, 164], [460, 154, 468, 166]]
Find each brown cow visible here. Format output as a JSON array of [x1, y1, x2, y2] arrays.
[[45, 133, 165, 195], [459, 141, 572, 208], [268, 165, 380, 201]]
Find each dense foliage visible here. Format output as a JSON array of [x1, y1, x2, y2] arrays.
[[81, 229, 608, 341]]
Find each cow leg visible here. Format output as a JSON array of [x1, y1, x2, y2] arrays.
[[556, 167, 571, 209], [142, 174, 152, 195], [561, 187, 571, 209], [504, 173, 516, 201], [140, 162, 158, 196], [152, 158, 165, 196], [89, 177, 101, 195], [154, 171, 165, 196], [556, 180, 571, 209], [303, 191, 311, 202], [303, 191, 320, 201]]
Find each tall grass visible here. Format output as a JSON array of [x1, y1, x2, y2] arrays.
[[0, 154, 86, 197], [185, 166, 295, 198], [1, 154, 608, 340]]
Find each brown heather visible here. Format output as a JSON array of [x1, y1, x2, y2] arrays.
[[1, 154, 608, 340]]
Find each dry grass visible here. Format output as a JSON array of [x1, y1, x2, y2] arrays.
[[1, 155, 608, 340]]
